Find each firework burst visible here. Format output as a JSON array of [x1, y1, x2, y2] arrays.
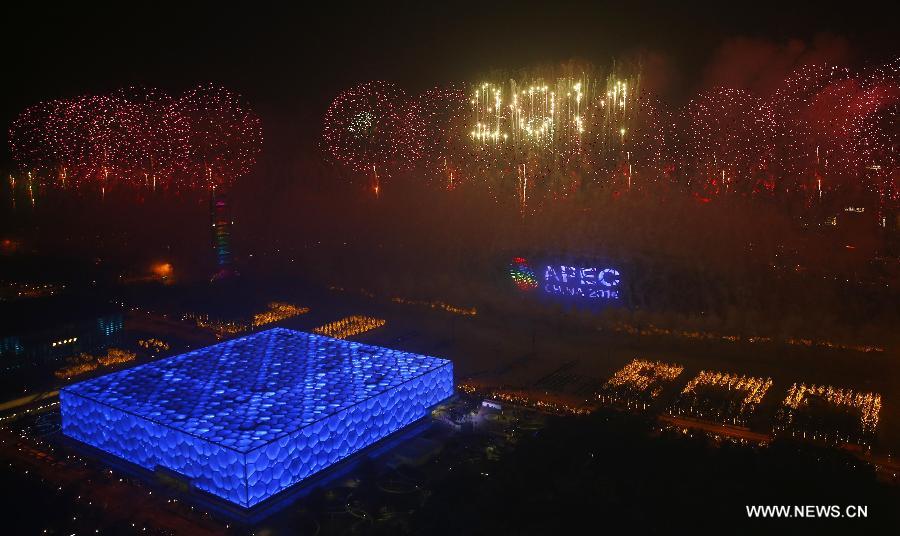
[[680, 88, 777, 197], [173, 84, 263, 189], [9, 84, 262, 193], [416, 85, 468, 187], [322, 81, 423, 194]]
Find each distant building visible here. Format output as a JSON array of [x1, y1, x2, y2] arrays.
[[0, 302, 123, 370]]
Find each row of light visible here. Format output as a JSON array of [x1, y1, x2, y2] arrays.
[[184, 301, 309, 339], [597, 362, 883, 445], [313, 316, 386, 340], [782, 383, 881, 434], [250, 302, 309, 328], [54, 348, 137, 380], [390, 297, 477, 316], [608, 321, 884, 354], [601, 359, 684, 398], [681, 371, 774, 406]]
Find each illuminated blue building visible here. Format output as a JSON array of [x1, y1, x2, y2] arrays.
[[60, 327, 454, 508]]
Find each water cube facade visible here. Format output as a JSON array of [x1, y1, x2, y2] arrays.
[[60, 327, 454, 507]]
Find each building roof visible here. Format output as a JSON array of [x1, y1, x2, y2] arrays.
[[62, 327, 451, 452]]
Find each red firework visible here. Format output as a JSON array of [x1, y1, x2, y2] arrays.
[[9, 84, 262, 194], [860, 60, 900, 201], [61, 94, 131, 188], [620, 95, 675, 189], [769, 64, 854, 194], [416, 86, 468, 169], [112, 86, 191, 190], [172, 84, 263, 189], [416, 85, 469, 189], [8, 99, 64, 181], [680, 88, 776, 197], [321, 81, 423, 192]]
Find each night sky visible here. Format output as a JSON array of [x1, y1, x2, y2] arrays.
[[6, 2, 898, 153]]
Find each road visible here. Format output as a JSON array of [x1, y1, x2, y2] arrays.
[[659, 414, 772, 443]]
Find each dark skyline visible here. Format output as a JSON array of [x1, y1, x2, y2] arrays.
[[6, 2, 898, 117]]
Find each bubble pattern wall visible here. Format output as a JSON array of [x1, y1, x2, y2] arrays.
[[60, 327, 454, 507]]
